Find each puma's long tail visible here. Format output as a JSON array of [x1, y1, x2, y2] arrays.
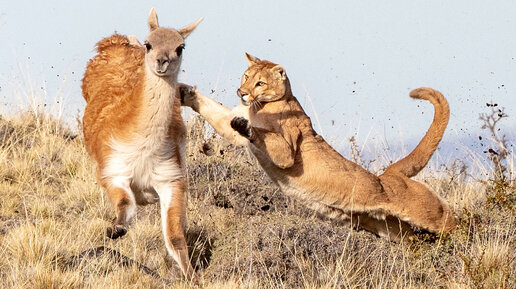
[[384, 87, 449, 178]]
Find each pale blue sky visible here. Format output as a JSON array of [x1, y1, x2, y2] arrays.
[[1, 0, 515, 159]]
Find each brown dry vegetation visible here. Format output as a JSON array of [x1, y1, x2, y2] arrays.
[[0, 111, 514, 289]]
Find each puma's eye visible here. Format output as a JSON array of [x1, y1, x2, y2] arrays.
[[256, 81, 265, 87], [144, 42, 152, 52], [176, 44, 185, 56]]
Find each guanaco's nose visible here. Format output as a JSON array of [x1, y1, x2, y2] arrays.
[[156, 57, 170, 73], [157, 58, 168, 66]]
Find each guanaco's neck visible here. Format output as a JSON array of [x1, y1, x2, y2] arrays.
[[137, 64, 178, 135]]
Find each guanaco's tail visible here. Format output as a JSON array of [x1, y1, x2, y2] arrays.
[[95, 34, 131, 53], [383, 87, 449, 178]]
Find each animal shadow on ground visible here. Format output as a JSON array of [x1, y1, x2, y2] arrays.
[[185, 225, 215, 270], [64, 226, 215, 282]]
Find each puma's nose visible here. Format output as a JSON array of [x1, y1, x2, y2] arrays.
[[237, 88, 247, 98], [237, 89, 249, 102]]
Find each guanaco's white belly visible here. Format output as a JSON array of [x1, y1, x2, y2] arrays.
[[103, 135, 184, 190]]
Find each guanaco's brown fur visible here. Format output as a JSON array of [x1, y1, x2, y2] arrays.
[[82, 8, 201, 281]]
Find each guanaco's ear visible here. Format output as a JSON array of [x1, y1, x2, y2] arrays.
[[245, 52, 260, 65], [272, 65, 286, 80], [148, 8, 159, 31], [178, 17, 203, 39]]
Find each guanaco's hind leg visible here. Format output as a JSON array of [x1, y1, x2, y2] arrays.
[[104, 177, 137, 239], [154, 180, 197, 282]]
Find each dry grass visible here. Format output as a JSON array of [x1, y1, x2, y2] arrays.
[[0, 112, 514, 289]]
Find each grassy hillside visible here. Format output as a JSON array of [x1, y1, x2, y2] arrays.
[[0, 112, 514, 288]]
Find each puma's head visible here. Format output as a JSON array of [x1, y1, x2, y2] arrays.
[[237, 53, 289, 106]]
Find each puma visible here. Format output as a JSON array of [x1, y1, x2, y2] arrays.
[[181, 53, 455, 241]]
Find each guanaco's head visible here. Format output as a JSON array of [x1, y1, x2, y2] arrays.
[[144, 8, 202, 78], [237, 53, 289, 106]]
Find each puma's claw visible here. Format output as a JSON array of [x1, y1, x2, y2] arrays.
[[230, 117, 251, 138], [179, 84, 198, 108]]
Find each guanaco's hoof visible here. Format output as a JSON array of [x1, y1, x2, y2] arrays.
[[106, 225, 127, 239]]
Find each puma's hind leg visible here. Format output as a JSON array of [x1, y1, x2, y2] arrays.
[[317, 204, 414, 242], [348, 213, 415, 242], [379, 173, 456, 234], [398, 178, 456, 233]]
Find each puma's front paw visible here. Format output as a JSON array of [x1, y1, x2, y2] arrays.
[[178, 84, 199, 110], [231, 117, 252, 138]]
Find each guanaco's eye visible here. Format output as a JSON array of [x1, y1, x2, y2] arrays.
[[144, 42, 152, 52], [256, 81, 265, 87], [176, 45, 185, 56]]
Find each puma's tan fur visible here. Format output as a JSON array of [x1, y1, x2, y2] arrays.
[[182, 54, 455, 241]]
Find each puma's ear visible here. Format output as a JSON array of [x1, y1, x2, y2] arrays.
[[178, 17, 203, 39], [245, 52, 260, 65], [272, 65, 286, 80], [148, 8, 159, 31]]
